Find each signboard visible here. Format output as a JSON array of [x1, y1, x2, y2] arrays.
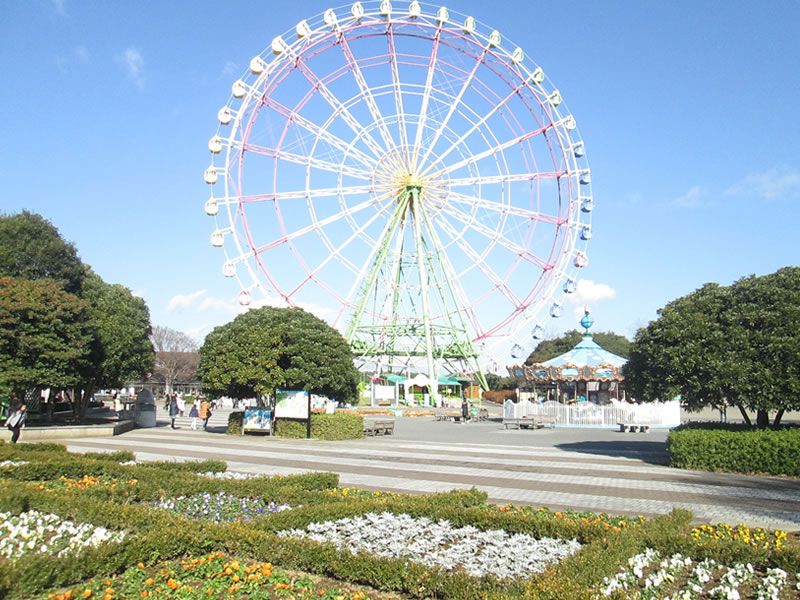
[[243, 408, 272, 433], [275, 390, 309, 419]]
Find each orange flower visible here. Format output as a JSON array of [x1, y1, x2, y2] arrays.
[[167, 579, 178, 590], [141, 592, 149, 599], [137, 563, 145, 569], [83, 591, 92, 598], [65, 592, 73, 599], [145, 579, 154, 586]]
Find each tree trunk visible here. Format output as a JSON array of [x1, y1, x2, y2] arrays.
[[773, 409, 785, 428], [756, 409, 769, 429], [736, 404, 752, 426]]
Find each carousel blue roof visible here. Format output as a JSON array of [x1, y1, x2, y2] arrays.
[[541, 334, 627, 368]]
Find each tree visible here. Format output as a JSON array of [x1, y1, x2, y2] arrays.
[[79, 270, 154, 418], [485, 373, 518, 391], [150, 326, 199, 393], [525, 330, 631, 365], [198, 307, 360, 403], [624, 267, 800, 428], [0, 278, 98, 406], [0, 211, 85, 295]]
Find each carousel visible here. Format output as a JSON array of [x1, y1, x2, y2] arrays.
[[508, 307, 627, 404], [505, 307, 680, 428]]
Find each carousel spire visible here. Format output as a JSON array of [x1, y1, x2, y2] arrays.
[[580, 304, 594, 336]]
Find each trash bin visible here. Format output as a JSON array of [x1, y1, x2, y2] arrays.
[[134, 389, 157, 428]]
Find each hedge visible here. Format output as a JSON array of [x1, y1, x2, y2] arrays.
[[226, 411, 364, 440], [276, 413, 363, 440], [667, 422, 800, 476]]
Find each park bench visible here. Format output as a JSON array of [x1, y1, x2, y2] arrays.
[[364, 417, 395, 436], [434, 409, 462, 422], [618, 422, 650, 433], [502, 415, 556, 430]]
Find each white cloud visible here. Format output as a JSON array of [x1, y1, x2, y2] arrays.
[[167, 290, 207, 311], [672, 185, 704, 208], [221, 61, 238, 78], [131, 289, 146, 298], [726, 166, 800, 200], [73, 45, 89, 62], [52, 0, 68, 17], [566, 279, 616, 322], [116, 47, 145, 91], [572, 279, 617, 304]]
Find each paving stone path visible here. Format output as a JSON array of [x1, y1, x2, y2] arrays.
[[60, 408, 800, 532]]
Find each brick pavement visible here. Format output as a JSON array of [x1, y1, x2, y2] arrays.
[[55, 408, 800, 532]]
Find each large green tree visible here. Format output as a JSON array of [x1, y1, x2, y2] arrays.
[[198, 306, 359, 403], [624, 267, 800, 428], [0, 278, 99, 406], [79, 270, 154, 417], [525, 330, 631, 365], [0, 211, 85, 295]]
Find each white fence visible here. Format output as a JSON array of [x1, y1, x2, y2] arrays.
[[504, 399, 680, 428]]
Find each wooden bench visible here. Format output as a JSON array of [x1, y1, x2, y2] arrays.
[[364, 418, 395, 436], [618, 423, 650, 433], [434, 409, 461, 422], [503, 416, 555, 430]]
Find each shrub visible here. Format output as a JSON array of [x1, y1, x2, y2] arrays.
[[482, 390, 517, 403], [668, 423, 800, 475], [226, 410, 244, 435], [276, 413, 363, 440]]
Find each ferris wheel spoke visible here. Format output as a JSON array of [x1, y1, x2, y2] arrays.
[[292, 57, 387, 159], [445, 190, 566, 226], [433, 211, 522, 308], [335, 30, 397, 151], [285, 198, 395, 298], [238, 184, 389, 204], [386, 25, 409, 151], [439, 203, 552, 272], [241, 142, 373, 180], [421, 82, 526, 176], [411, 27, 442, 169], [262, 96, 377, 170], [416, 44, 489, 172], [427, 124, 553, 179], [257, 190, 394, 253]]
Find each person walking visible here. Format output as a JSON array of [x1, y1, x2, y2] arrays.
[[168, 394, 180, 429], [6, 404, 28, 444], [188, 402, 199, 430], [199, 397, 212, 431], [461, 398, 470, 424]]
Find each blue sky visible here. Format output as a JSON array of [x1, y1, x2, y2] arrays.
[[2, 0, 799, 367]]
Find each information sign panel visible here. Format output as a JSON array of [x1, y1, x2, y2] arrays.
[[275, 390, 309, 419], [242, 408, 272, 433]]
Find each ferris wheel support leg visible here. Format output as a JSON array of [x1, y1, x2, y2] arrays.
[[410, 188, 437, 401]]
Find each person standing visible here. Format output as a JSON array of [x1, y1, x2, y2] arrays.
[[6, 404, 27, 443], [199, 398, 212, 431], [461, 398, 470, 424], [168, 394, 180, 429], [188, 402, 199, 430]]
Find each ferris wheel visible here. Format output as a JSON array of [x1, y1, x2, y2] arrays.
[[204, 1, 593, 385]]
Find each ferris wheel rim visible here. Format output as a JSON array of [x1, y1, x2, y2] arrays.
[[205, 1, 593, 359]]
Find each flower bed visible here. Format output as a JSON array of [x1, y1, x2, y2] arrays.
[[152, 491, 291, 523], [278, 511, 581, 579], [0, 510, 125, 559], [40, 552, 392, 600], [598, 548, 800, 599], [1, 443, 799, 600]]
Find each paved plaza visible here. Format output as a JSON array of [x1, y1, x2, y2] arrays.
[[55, 408, 800, 532]]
